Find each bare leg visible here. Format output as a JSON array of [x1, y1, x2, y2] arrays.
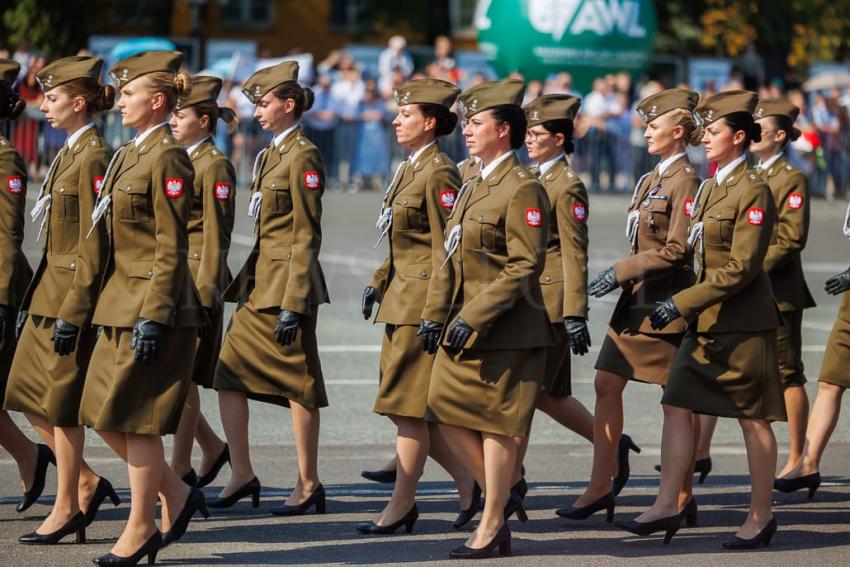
[[427, 423, 475, 508], [36, 426, 85, 534], [737, 418, 776, 538], [573, 370, 626, 507], [217, 390, 256, 497], [285, 400, 321, 504], [0, 410, 38, 489], [537, 394, 595, 442], [171, 384, 201, 478], [783, 381, 844, 478], [778, 384, 809, 477], [376, 416, 428, 525], [195, 412, 226, 477], [679, 414, 699, 509], [466, 434, 514, 549], [436, 424, 485, 487], [109, 433, 162, 557], [696, 414, 718, 461]]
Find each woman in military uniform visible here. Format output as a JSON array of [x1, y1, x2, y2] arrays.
[[3, 56, 121, 545], [78, 51, 207, 564], [617, 91, 785, 548], [212, 61, 330, 517], [0, 58, 49, 516], [356, 79, 478, 534], [426, 79, 553, 559], [566, 90, 702, 522], [167, 75, 236, 489]]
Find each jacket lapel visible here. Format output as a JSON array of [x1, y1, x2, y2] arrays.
[[463, 152, 517, 212], [705, 160, 748, 210]]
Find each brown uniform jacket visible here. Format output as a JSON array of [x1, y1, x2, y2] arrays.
[[224, 127, 329, 314], [186, 138, 236, 310], [534, 157, 589, 322], [612, 156, 699, 334], [760, 155, 815, 312], [369, 143, 460, 325], [91, 124, 203, 328], [0, 134, 32, 312], [673, 160, 782, 333], [24, 127, 108, 327], [443, 153, 555, 350]]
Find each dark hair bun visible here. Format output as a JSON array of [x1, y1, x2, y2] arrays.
[[9, 96, 25, 120], [302, 86, 315, 112], [790, 127, 801, 142], [95, 84, 116, 112], [750, 122, 762, 144]]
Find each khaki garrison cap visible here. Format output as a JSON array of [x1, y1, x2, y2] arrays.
[[394, 79, 460, 108], [694, 90, 758, 127], [37, 56, 103, 92], [754, 98, 800, 123], [0, 59, 21, 85], [178, 75, 223, 109], [524, 94, 581, 127], [109, 50, 183, 88], [636, 88, 699, 123], [457, 79, 526, 118], [242, 61, 299, 104]]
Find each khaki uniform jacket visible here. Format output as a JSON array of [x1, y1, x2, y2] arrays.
[[0, 134, 32, 310], [443, 153, 555, 350], [23, 127, 108, 327], [91, 125, 203, 328], [224, 127, 329, 314], [369, 143, 460, 325], [612, 156, 699, 334], [760, 155, 815, 312], [535, 157, 589, 322], [186, 138, 236, 310], [673, 160, 782, 333]]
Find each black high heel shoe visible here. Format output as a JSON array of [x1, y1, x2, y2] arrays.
[[614, 512, 682, 544], [512, 477, 528, 500], [774, 473, 820, 500], [654, 457, 713, 484], [503, 490, 528, 522], [613, 433, 640, 496], [161, 487, 209, 548], [181, 469, 198, 487], [555, 492, 615, 522], [680, 497, 698, 528], [453, 482, 482, 529], [92, 530, 161, 566], [207, 476, 261, 509], [85, 477, 122, 526], [360, 468, 397, 484], [356, 503, 418, 534], [196, 444, 230, 488], [449, 523, 511, 559], [17, 443, 56, 513], [722, 517, 777, 550], [271, 484, 326, 516], [19, 511, 86, 544]]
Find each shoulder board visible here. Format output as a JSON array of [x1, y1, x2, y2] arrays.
[[747, 171, 758, 181], [785, 164, 792, 171], [512, 165, 527, 179], [684, 165, 694, 174], [161, 137, 171, 145], [433, 155, 443, 164]]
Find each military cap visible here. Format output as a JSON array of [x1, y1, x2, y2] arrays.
[[457, 79, 526, 118], [177, 75, 223, 110], [523, 94, 581, 127], [394, 79, 460, 108], [109, 50, 183, 88], [242, 61, 299, 104], [636, 88, 699, 123], [37, 56, 103, 92], [694, 90, 758, 127], [753, 98, 800, 123], [0, 59, 21, 85]]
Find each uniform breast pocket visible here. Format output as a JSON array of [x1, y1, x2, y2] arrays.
[[115, 178, 151, 223], [473, 211, 503, 251], [394, 194, 425, 231], [264, 178, 291, 215], [643, 198, 670, 235], [705, 207, 736, 246], [54, 181, 80, 222]]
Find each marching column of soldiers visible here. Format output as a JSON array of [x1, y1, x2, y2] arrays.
[[0, 51, 849, 563]]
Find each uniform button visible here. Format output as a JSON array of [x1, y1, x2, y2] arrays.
[[271, 183, 276, 188], [147, 271, 154, 277], [59, 187, 65, 193], [192, 252, 200, 259], [402, 199, 408, 205], [545, 276, 551, 282], [420, 271, 427, 278], [478, 215, 483, 221], [70, 262, 76, 268], [125, 186, 131, 192]]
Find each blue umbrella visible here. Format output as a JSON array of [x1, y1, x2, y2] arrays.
[[109, 37, 177, 61]]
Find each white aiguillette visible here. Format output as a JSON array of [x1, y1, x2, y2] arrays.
[[374, 207, 393, 248], [843, 201, 850, 239], [87, 194, 111, 238], [625, 210, 640, 248], [441, 224, 462, 269], [687, 221, 704, 255], [248, 191, 263, 234]]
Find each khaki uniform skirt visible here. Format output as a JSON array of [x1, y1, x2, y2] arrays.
[[819, 293, 850, 389], [595, 326, 683, 386], [79, 326, 197, 435], [427, 345, 545, 437], [374, 324, 433, 418], [4, 316, 97, 426], [192, 306, 224, 388], [214, 301, 327, 409], [776, 310, 806, 387], [661, 330, 786, 421], [542, 325, 572, 398]]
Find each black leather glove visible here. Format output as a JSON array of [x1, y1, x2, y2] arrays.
[[199, 307, 214, 343], [447, 317, 473, 350], [588, 267, 619, 298], [130, 318, 165, 364], [0, 305, 14, 342], [361, 286, 377, 320], [649, 297, 680, 331], [825, 267, 850, 296], [416, 319, 444, 354], [274, 309, 302, 346], [564, 316, 591, 356], [51, 319, 79, 356]]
